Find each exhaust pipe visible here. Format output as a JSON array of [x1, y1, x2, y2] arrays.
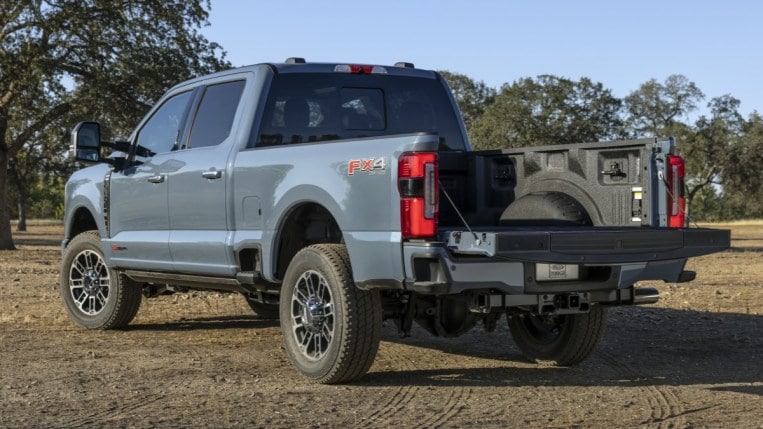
[[633, 287, 659, 305]]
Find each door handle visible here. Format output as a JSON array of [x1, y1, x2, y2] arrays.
[[202, 170, 223, 180], [147, 175, 165, 184]]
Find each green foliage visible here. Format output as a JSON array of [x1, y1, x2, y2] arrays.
[[624, 75, 704, 137], [0, 0, 229, 247], [679, 95, 745, 221], [7, 175, 67, 219], [437, 71, 496, 136], [720, 113, 763, 218], [470, 75, 623, 150]]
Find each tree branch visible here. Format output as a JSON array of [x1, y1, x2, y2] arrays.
[[0, 83, 17, 111], [8, 101, 71, 154]]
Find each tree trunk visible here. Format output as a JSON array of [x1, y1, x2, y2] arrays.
[[0, 148, 16, 250], [16, 182, 27, 232], [8, 161, 27, 231]]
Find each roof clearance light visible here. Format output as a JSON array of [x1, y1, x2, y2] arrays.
[[334, 64, 388, 74]]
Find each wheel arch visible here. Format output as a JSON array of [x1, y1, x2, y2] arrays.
[[271, 200, 343, 281], [64, 204, 103, 246], [506, 178, 603, 226]]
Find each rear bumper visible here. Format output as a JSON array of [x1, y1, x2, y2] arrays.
[[402, 227, 729, 295]]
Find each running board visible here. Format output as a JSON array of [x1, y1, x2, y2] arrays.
[[124, 270, 260, 294]]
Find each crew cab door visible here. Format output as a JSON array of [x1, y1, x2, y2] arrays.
[[108, 90, 195, 270], [166, 78, 246, 276]]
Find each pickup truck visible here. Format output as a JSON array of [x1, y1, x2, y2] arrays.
[[61, 58, 730, 383]]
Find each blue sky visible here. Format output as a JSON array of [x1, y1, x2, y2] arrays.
[[202, 1, 761, 119]]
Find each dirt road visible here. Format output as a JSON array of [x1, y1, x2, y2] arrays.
[[1, 224, 761, 428]]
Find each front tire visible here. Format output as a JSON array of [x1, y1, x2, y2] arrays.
[[280, 244, 381, 384], [508, 306, 607, 366], [59, 231, 142, 329]]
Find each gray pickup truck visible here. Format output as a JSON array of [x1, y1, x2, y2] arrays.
[[61, 58, 730, 383]]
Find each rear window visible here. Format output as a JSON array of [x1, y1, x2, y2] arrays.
[[252, 74, 465, 150]]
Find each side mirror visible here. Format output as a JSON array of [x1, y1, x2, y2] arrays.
[[70, 122, 102, 163]]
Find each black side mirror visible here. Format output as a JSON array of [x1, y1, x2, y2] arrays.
[[70, 122, 102, 163]]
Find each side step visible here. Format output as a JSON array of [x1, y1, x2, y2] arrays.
[[124, 270, 275, 294]]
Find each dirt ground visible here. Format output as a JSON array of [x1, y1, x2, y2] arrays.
[[1, 223, 761, 428]]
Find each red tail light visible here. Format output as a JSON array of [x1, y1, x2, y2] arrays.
[[333, 64, 388, 74], [666, 155, 686, 228], [398, 152, 438, 238]]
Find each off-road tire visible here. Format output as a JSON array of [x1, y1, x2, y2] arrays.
[[280, 244, 381, 384], [59, 231, 142, 329], [508, 305, 607, 366]]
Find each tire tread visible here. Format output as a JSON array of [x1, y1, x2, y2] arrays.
[[59, 231, 142, 330], [280, 244, 381, 384]]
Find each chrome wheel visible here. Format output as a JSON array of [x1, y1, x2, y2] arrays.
[[59, 232, 142, 329], [68, 249, 111, 316], [290, 270, 335, 361], [280, 244, 381, 383]]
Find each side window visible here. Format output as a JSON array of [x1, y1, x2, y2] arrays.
[[136, 91, 193, 155], [187, 80, 246, 149]]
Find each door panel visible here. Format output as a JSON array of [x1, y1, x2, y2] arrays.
[[167, 147, 231, 275], [107, 90, 194, 271], [108, 156, 175, 270], [167, 80, 246, 276]]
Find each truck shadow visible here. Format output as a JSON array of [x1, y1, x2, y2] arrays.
[[13, 234, 63, 247], [369, 306, 763, 390], [120, 305, 761, 390], [127, 315, 279, 331]]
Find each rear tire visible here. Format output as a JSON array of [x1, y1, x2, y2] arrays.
[[508, 306, 607, 366], [59, 231, 142, 329], [280, 244, 381, 384]]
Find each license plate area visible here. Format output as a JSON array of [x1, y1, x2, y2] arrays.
[[536, 263, 580, 282]]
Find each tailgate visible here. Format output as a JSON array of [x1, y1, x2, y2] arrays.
[[444, 227, 730, 264]]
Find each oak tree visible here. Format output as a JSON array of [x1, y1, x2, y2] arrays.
[[0, 0, 227, 249]]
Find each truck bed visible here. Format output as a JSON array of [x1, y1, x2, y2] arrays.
[[438, 138, 669, 228]]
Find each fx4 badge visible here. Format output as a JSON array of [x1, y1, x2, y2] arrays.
[[348, 157, 386, 175]]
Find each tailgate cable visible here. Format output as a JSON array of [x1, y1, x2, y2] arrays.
[[439, 180, 480, 243], [440, 180, 518, 262]]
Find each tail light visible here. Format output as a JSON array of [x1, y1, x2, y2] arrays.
[[398, 152, 438, 238], [666, 155, 686, 228], [334, 64, 388, 74]]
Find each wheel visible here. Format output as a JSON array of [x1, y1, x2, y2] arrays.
[[279, 244, 381, 384], [59, 231, 142, 329], [243, 293, 280, 319], [508, 305, 607, 366]]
